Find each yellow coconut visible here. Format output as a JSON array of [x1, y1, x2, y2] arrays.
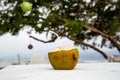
[[48, 46, 79, 70]]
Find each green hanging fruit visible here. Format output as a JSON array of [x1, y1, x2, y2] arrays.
[[21, 1, 32, 12]]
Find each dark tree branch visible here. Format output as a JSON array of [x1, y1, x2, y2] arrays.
[[66, 36, 108, 59], [83, 25, 120, 52], [29, 35, 57, 43], [50, 30, 108, 59], [29, 29, 109, 59]]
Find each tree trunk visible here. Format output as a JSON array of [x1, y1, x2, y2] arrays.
[[83, 25, 120, 52]]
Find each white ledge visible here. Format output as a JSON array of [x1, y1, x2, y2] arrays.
[[0, 63, 120, 80]]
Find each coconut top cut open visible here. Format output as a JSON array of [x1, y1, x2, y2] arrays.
[[50, 46, 77, 52]]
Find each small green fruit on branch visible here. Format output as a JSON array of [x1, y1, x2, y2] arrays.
[[21, 1, 32, 12]]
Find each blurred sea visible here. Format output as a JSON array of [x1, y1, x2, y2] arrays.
[[0, 57, 30, 68], [1, 49, 120, 68], [0, 53, 108, 68]]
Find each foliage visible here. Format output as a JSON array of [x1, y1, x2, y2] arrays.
[[0, 0, 120, 51]]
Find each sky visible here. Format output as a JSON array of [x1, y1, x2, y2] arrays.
[[0, 29, 75, 58], [0, 28, 120, 61]]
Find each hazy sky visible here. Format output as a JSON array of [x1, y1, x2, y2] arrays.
[[0, 28, 119, 60], [0, 29, 76, 58]]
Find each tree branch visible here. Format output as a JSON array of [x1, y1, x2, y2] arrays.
[[29, 29, 108, 59], [49, 30, 108, 59], [29, 35, 57, 43], [66, 36, 108, 59], [83, 25, 120, 52]]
